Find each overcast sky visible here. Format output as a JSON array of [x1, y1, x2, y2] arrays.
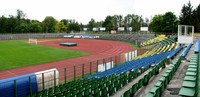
[[0, 0, 199, 24]]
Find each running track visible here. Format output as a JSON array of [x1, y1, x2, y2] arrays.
[[0, 39, 145, 80]]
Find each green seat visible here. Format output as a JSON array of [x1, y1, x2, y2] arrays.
[[108, 84, 115, 96], [159, 76, 167, 88], [186, 71, 196, 76], [189, 62, 197, 66], [187, 68, 197, 72], [123, 89, 131, 97], [184, 76, 196, 81], [188, 65, 197, 68], [150, 86, 160, 97], [143, 74, 149, 86], [130, 83, 138, 96], [154, 81, 164, 92], [150, 86, 158, 92], [162, 72, 170, 84], [137, 78, 143, 89], [145, 92, 155, 97], [179, 87, 195, 97], [182, 81, 196, 88]]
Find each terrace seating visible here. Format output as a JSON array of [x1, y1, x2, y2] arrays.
[[121, 58, 167, 97], [140, 35, 167, 47], [178, 54, 199, 97], [145, 57, 182, 97]]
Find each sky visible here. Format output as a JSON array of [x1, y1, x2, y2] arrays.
[[0, 0, 200, 24]]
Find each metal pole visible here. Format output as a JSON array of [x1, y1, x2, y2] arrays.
[[104, 59, 107, 71], [64, 68, 67, 83], [90, 62, 92, 75], [74, 66, 76, 81], [54, 70, 56, 87], [14, 80, 17, 97], [82, 64, 85, 78], [42, 73, 45, 90], [29, 76, 32, 96], [96, 60, 99, 72]]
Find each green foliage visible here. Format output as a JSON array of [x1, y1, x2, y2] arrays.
[[55, 22, 67, 33], [42, 16, 57, 33], [162, 12, 177, 33], [30, 21, 42, 32], [102, 16, 113, 31], [193, 4, 200, 31], [149, 14, 163, 33], [149, 12, 177, 33], [67, 21, 80, 32], [180, 1, 200, 31], [179, 1, 193, 25], [0, 41, 88, 71]]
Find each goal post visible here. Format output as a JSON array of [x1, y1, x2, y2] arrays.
[[29, 38, 38, 45]]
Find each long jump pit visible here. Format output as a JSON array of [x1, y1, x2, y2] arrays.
[[59, 42, 77, 47]]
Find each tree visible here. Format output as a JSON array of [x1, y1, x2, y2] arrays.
[[124, 14, 132, 32], [55, 22, 67, 33], [131, 14, 142, 32], [30, 20, 42, 32], [162, 12, 177, 33], [16, 9, 26, 20], [193, 4, 200, 31], [179, 1, 193, 25], [88, 18, 95, 31], [67, 20, 80, 32], [42, 16, 57, 33], [149, 14, 163, 33], [102, 16, 113, 31]]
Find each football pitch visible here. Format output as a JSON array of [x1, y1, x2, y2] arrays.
[[0, 41, 88, 71]]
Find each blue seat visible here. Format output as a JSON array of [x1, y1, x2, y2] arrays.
[[86, 51, 173, 79], [180, 43, 192, 57]]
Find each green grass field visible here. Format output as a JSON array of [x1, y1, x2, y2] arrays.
[[0, 41, 88, 71]]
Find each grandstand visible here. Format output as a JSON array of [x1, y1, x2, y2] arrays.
[[0, 33, 200, 97]]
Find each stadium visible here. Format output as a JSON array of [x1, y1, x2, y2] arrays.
[[1, 1, 200, 97], [0, 28, 199, 97]]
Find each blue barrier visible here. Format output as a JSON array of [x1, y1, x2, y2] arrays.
[[0, 74, 38, 97]]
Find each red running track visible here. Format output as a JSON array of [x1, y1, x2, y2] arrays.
[[0, 39, 143, 80]]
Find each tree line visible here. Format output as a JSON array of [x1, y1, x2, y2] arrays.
[[0, 1, 199, 33], [150, 1, 200, 33]]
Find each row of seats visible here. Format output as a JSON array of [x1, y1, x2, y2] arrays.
[[98, 34, 154, 45], [140, 35, 167, 47], [121, 58, 167, 97], [179, 54, 199, 97], [194, 39, 200, 53], [167, 45, 183, 59], [145, 57, 182, 97], [87, 52, 170, 79], [180, 43, 192, 57], [136, 37, 176, 59], [28, 47, 171, 97], [29, 65, 150, 97]]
